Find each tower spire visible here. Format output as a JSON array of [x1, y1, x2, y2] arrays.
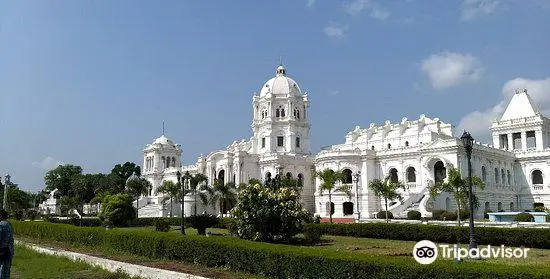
[[162, 121, 165, 135]]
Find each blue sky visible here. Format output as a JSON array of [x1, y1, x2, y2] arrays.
[[1, 0, 549, 191]]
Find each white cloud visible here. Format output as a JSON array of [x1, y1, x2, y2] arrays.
[[329, 90, 340, 96], [457, 77, 550, 139], [324, 22, 349, 39], [307, 0, 316, 8], [370, 5, 390, 20], [460, 0, 499, 21], [32, 156, 64, 171], [343, 0, 372, 15], [421, 51, 484, 90]]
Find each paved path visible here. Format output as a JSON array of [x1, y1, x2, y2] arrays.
[[18, 241, 210, 279]]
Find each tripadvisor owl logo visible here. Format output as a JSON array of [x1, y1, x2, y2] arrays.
[[413, 240, 530, 264], [413, 240, 438, 264]]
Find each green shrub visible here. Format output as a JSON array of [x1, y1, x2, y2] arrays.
[[154, 218, 170, 232], [303, 226, 323, 245], [302, 222, 550, 249], [440, 211, 457, 221], [187, 215, 219, 235], [98, 194, 136, 227], [12, 209, 24, 220], [407, 210, 421, 220], [25, 209, 38, 221], [11, 221, 550, 279], [514, 213, 534, 222], [376, 211, 393, 219]]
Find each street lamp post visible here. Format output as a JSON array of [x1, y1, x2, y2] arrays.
[[352, 171, 361, 222], [460, 131, 476, 251], [176, 171, 185, 235], [3, 174, 10, 211]]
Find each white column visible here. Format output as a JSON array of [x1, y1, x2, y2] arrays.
[[507, 133, 514, 151], [535, 130, 544, 151], [521, 131, 527, 150]]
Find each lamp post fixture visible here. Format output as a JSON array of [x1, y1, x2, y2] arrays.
[[352, 171, 361, 222], [176, 170, 185, 235], [460, 131, 476, 251], [3, 174, 10, 210]]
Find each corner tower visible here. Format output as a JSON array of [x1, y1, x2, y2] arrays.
[[251, 65, 310, 155]]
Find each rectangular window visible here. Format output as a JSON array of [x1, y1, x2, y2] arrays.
[[499, 134, 508, 149], [277, 136, 284, 147], [526, 131, 536, 149], [512, 132, 521, 149], [296, 137, 300, 148], [261, 137, 266, 148]]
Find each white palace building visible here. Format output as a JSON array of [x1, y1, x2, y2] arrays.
[[137, 65, 550, 221]]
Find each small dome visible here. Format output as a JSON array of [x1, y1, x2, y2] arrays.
[[126, 173, 140, 184], [259, 65, 302, 97], [153, 135, 175, 146]]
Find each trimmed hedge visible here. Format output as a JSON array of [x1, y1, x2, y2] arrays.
[[303, 223, 550, 249], [407, 210, 421, 220], [514, 213, 534, 222], [12, 221, 550, 279], [47, 216, 219, 229]]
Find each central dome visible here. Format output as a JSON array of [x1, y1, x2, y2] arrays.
[[259, 65, 303, 97]]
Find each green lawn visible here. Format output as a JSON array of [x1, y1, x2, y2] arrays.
[[12, 244, 138, 279]]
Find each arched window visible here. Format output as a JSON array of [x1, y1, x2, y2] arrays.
[[434, 161, 446, 183], [172, 157, 176, 167], [501, 169, 505, 186], [161, 156, 166, 168], [343, 202, 354, 215], [341, 169, 352, 184], [371, 145, 375, 150], [482, 166, 487, 182], [389, 168, 398, 183], [532, 170, 543, 185], [296, 110, 300, 120], [406, 167, 416, 183], [405, 141, 409, 147], [445, 197, 451, 211], [286, 172, 292, 179], [281, 108, 285, 117], [497, 202, 503, 212], [276, 108, 280, 117], [297, 173, 303, 187], [507, 170, 511, 185], [387, 143, 391, 149], [265, 172, 272, 183], [485, 202, 491, 212], [233, 173, 236, 183], [510, 202, 514, 211], [494, 168, 499, 184]]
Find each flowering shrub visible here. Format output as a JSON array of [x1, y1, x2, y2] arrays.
[[231, 183, 311, 242]]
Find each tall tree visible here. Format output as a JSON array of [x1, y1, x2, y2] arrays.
[[368, 176, 407, 223], [125, 177, 151, 219], [186, 172, 208, 216], [203, 179, 237, 217], [429, 168, 484, 226], [111, 162, 141, 192], [44, 165, 83, 197], [313, 169, 344, 223], [158, 180, 179, 218]]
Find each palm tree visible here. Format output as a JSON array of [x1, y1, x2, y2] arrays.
[[126, 177, 151, 219], [186, 172, 208, 216], [429, 168, 484, 226], [368, 176, 407, 223], [203, 179, 237, 217], [313, 169, 345, 223], [158, 180, 179, 218]]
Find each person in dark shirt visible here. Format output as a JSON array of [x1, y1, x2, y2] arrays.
[[0, 210, 13, 279]]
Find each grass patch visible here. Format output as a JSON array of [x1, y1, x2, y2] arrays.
[[17, 237, 266, 279], [12, 244, 137, 279]]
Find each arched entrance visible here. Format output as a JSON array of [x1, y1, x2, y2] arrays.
[[217, 169, 225, 185], [434, 161, 446, 184]]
